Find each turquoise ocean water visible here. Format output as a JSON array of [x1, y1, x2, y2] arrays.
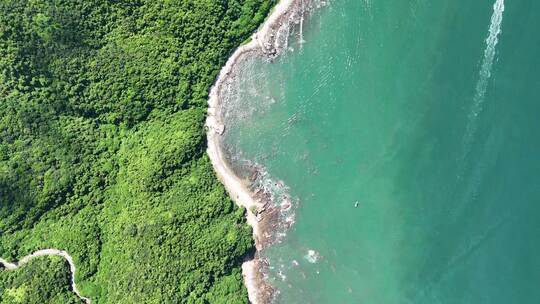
[[221, 0, 540, 302]]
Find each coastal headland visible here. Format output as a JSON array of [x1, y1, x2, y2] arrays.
[[206, 0, 324, 302]]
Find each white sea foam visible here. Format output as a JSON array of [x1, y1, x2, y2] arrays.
[[461, 0, 505, 162], [252, 164, 300, 243], [471, 0, 505, 116], [304, 249, 320, 263], [299, 0, 306, 45], [207, 1, 330, 302], [277, 270, 287, 281]]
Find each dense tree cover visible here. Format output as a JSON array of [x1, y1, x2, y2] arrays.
[[0, 256, 82, 304], [0, 0, 273, 302]]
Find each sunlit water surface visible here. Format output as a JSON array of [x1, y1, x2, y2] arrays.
[[221, 0, 540, 302]]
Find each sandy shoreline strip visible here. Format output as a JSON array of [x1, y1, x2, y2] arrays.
[[206, 0, 306, 303]]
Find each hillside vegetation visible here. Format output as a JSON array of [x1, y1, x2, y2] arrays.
[[0, 0, 273, 303]]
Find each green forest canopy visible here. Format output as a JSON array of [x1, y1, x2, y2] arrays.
[[0, 0, 274, 303]]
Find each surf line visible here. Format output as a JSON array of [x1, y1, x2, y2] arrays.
[[460, 0, 505, 163], [206, 1, 321, 303], [0, 249, 91, 304]]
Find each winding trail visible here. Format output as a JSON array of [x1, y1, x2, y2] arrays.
[[0, 249, 91, 304]]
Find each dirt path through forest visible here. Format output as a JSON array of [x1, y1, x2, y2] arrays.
[[0, 249, 91, 304]]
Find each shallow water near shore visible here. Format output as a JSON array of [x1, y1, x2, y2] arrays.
[[221, 0, 540, 302]]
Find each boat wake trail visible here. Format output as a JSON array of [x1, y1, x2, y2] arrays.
[[461, 0, 505, 163], [471, 0, 505, 116]]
